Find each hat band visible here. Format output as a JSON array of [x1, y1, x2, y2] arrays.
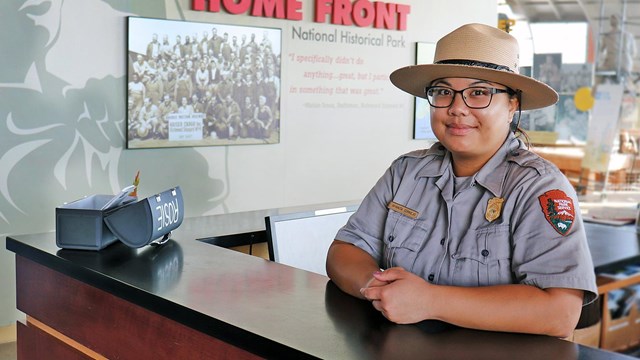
[[435, 59, 515, 73]]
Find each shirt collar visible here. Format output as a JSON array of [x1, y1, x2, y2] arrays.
[[474, 132, 523, 197], [417, 144, 449, 178], [417, 132, 524, 197]]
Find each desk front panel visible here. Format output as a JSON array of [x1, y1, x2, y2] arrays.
[[16, 255, 258, 360]]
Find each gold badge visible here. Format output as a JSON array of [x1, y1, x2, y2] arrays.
[[485, 197, 504, 222], [388, 201, 419, 219]]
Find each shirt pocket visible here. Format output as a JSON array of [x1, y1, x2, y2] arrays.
[[383, 211, 428, 270], [451, 224, 512, 286]]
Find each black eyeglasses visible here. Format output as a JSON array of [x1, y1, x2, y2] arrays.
[[425, 86, 515, 109]]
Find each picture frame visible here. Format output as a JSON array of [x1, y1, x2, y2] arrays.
[[560, 63, 593, 94], [127, 16, 282, 149], [556, 94, 588, 142], [413, 42, 437, 140], [533, 53, 562, 91]]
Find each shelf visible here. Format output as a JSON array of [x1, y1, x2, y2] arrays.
[[597, 273, 640, 294]]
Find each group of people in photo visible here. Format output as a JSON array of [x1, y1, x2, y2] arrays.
[[127, 25, 281, 142]]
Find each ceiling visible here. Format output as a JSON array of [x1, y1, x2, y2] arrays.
[[504, 0, 640, 70], [505, 0, 640, 24]]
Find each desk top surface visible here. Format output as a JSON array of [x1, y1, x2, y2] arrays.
[[6, 214, 636, 360]]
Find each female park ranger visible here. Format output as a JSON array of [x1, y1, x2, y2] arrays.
[[326, 23, 598, 338]]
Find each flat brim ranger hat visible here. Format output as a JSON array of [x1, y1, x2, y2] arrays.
[[389, 23, 558, 110]]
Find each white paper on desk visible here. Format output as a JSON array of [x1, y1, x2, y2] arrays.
[[100, 185, 136, 211], [582, 206, 637, 225]]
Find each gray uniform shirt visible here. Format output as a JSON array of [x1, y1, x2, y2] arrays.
[[336, 133, 598, 305]]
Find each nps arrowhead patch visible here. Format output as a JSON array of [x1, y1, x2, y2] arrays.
[[538, 189, 575, 236]]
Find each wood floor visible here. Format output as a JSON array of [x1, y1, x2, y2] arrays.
[[0, 324, 16, 360], [0, 341, 16, 360]]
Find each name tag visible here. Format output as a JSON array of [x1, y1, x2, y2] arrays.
[[388, 201, 419, 219]]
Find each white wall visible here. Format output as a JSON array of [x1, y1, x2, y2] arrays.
[[0, 0, 496, 326]]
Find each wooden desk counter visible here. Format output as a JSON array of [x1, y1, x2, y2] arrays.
[[533, 146, 637, 174], [533, 146, 640, 191], [6, 228, 633, 359]]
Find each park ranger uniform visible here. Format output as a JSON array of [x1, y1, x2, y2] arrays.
[[336, 132, 598, 305]]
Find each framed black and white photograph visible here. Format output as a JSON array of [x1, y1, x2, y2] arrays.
[[519, 105, 557, 132], [533, 53, 562, 91], [127, 16, 282, 149], [555, 94, 588, 142], [413, 42, 437, 140], [519, 66, 532, 77], [560, 63, 593, 94]]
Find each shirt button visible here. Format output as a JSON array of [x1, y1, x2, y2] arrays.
[[481, 249, 490, 257], [428, 274, 435, 281], [388, 235, 395, 242], [440, 238, 445, 245]]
